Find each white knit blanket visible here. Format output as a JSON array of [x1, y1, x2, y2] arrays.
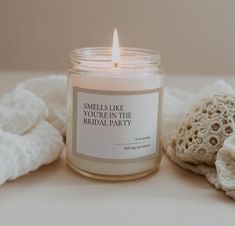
[[0, 75, 66, 185]]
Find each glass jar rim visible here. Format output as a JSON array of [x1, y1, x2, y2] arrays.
[[69, 47, 161, 72]]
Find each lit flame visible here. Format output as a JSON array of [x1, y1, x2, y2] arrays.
[[112, 28, 120, 67]]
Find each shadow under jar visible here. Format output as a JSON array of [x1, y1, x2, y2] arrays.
[[66, 47, 164, 181]]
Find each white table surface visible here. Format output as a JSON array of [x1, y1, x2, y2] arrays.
[[0, 71, 234, 226]]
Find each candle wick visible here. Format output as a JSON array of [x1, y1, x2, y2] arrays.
[[114, 62, 119, 68]]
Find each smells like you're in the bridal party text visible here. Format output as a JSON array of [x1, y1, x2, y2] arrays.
[[82, 103, 132, 127]]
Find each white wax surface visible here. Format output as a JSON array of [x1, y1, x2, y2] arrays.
[[71, 71, 164, 91]]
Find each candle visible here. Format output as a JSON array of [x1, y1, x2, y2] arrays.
[[66, 29, 164, 181]]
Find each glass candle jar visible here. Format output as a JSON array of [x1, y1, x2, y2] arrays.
[[66, 47, 164, 181]]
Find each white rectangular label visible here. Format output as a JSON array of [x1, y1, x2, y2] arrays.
[[73, 88, 160, 160]]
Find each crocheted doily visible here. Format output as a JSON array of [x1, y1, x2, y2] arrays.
[[172, 94, 235, 166], [162, 80, 235, 200]]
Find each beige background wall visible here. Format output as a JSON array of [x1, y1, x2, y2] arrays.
[[0, 0, 235, 74]]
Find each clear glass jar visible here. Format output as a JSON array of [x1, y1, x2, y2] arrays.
[[67, 47, 164, 181]]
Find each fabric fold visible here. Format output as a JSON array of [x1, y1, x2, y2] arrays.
[[0, 75, 66, 185]]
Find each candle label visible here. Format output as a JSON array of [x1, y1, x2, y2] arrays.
[[73, 87, 162, 160]]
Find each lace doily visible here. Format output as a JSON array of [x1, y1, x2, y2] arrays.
[[162, 80, 235, 200]]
